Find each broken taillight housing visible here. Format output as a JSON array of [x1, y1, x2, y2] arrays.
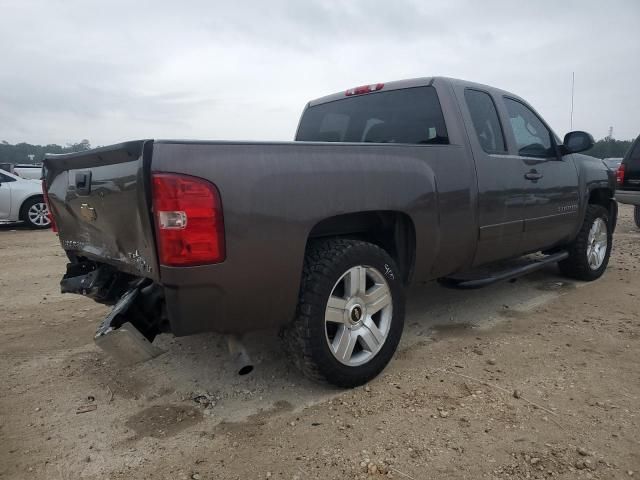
[[151, 173, 225, 267]]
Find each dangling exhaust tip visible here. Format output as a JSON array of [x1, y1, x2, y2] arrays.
[[226, 335, 254, 376]]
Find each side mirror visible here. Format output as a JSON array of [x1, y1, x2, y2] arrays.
[[561, 131, 594, 154]]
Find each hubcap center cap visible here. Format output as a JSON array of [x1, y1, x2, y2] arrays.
[[349, 305, 363, 325]]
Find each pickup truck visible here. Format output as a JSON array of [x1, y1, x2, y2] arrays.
[[43, 77, 616, 387]]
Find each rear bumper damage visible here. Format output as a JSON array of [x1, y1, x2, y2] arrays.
[[61, 259, 168, 364], [61, 258, 256, 372], [94, 288, 164, 365]]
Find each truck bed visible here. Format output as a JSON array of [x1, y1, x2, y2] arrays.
[[44, 138, 476, 335]]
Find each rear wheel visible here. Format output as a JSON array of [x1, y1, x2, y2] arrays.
[[21, 197, 51, 229], [283, 239, 405, 387], [559, 205, 611, 281], [634, 205, 640, 229]]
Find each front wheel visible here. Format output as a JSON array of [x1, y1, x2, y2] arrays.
[[634, 205, 640, 229], [559, 205, 612, 281], [283, 239, 405, 388]]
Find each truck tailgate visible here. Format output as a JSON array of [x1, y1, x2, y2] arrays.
[[43, 140, 160, 281]]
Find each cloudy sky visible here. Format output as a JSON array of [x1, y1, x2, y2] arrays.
[[1, 0, 638, 146]]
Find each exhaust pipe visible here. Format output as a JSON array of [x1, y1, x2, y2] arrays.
[[226, 335, 254, 376]]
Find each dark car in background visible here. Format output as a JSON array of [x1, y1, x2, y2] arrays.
[[615, 136, 640, 228]]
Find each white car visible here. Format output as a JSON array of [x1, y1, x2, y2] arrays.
[[13, 164, 43, 180], [0, 170, 51, 228]]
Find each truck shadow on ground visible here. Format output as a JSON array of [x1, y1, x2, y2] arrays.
[[106, 263, 576, 423]]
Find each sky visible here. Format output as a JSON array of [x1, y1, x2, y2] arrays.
[[1, 0, 638, 146]]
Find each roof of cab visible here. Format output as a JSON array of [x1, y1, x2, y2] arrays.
[[306, 76, 520, 108]]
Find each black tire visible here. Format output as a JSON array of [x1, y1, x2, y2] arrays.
[[283, 239, 405, 388], [20, 196, 51, 229], [558, 205, 612, 281], [634, 205, 640, 229]]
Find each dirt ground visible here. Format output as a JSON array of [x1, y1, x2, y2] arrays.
[[1, 206, 638, 480]]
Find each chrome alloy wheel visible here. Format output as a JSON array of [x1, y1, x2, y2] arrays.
[[587, 217, 607, 270], [27, 202, 50, 227], [324, 265, 393, 367]]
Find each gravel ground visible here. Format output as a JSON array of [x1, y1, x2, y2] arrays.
[[0, 205, 638, 480]]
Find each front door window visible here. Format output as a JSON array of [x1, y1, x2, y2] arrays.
[[504, 98, 553, 158]]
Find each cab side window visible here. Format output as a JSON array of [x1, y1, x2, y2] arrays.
[[0, 172, 16, 182], [464, 89, 506, 154], [504, 98, 553, 158]]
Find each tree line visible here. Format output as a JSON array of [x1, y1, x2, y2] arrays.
[[584, 137, 634, 159], [0, 136, 636, 164], [0, 139, 91, 164]]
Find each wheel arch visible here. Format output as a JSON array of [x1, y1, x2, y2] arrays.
[[306, 210, 416, 285], [588, 187, 617, 232]]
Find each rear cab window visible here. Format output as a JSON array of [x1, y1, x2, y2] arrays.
[[296, 86, 449, 145], [464, 89, 506, 154]]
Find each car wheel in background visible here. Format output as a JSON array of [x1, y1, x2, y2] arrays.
[[21, 197, 51, 229], [283, 239, 405, 388], [634, 206, 640, 229]]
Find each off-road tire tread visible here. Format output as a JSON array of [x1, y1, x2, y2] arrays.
[[282, 238, 404, 387]]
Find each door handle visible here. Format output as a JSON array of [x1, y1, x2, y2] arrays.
[[524, 170, 543, 181]]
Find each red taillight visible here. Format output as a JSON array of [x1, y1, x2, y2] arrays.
[[345, 83, 384, 96], [616, 163, 625, 186], [41, 179, 57, 232], [152, 173, 225, 267]]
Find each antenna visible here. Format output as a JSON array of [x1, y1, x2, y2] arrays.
[[570, 72, 575, 130]]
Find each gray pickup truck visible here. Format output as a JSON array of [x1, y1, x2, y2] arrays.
[[43, 77, 616, 387]]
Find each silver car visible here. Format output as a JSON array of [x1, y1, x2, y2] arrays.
[[0, 170, 51, 228]]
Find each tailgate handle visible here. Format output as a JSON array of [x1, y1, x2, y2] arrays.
[[75, 171, 92, 195]]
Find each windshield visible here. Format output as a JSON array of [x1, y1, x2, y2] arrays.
[[296, 86, 448, 145]]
